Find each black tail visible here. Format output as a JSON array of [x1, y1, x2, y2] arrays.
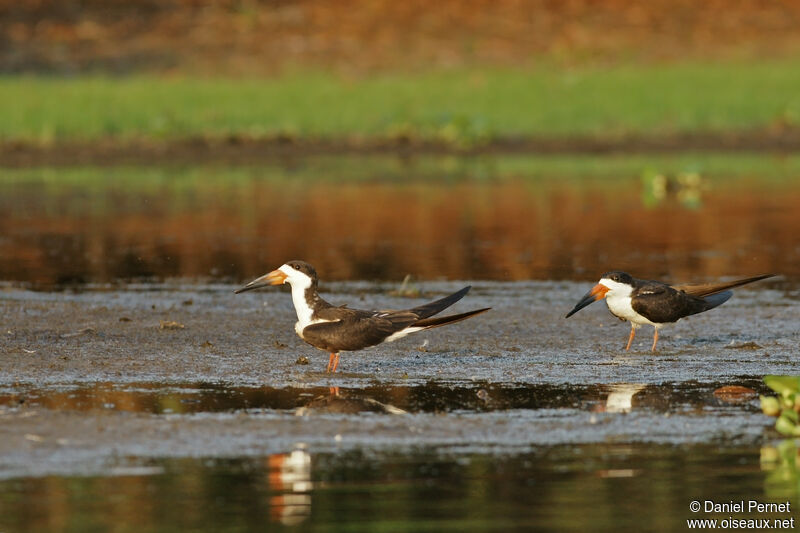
[[410, 286, 472, 319], [413, 308, 491, 329]]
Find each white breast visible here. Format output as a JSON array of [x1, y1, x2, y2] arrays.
[[290, 284, 316, 330], [605, 293, 655, 327], [288, 284, 341, 339]]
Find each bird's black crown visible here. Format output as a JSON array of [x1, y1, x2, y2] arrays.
[[601, 271, 633, 285], [285, 260, 318, 283]]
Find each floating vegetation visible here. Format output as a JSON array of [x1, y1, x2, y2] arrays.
[[761, 440, 800, 498], [640, 169, 707, 209], [760, 376, 800, 435]]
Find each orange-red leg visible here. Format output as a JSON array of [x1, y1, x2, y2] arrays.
[[326, 352, 340, 373], [625, 326, 636, 351], [651, 329, 659, 352]]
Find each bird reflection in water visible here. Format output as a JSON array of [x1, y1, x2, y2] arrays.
[[602, 383, 647, 413], [295, 387, 407, 415], [267, 445, 312, 526]]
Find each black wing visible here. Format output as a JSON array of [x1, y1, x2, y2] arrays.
[[301, 310, 418, 352], [410, 286, 471, 319], [302, 285, 475, 352], [630, 282, 713, 324], [313, 286, 471, 322], [672, 274, 774, 297]]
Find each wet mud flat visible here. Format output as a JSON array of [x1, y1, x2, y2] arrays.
[[0, 280, 798, 530], [2, 280, 794, 383], [0, 280, 795, 453]]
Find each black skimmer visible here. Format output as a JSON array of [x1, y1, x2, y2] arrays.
[[235, 260, 490, 372], [565, 271, 774, 351]]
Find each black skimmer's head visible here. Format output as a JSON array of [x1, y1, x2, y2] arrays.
[[564, 271, 633, 318], [235, 260, 318, 294]]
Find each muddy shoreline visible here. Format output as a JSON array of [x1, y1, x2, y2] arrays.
[[0, 279, 795, 479], [2, 280, 795, 386]]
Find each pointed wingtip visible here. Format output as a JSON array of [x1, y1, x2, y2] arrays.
[[453, 285, 473, 300], [740, 274, 776, 283], [413, 307, 490, 329], [702, 290, 733, 310]]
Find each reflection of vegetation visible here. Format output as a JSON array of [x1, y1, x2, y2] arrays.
[[4, 153, 800, 190], [2, 155, 798, 284], [761, 440, 800, 498], [640, 169, 706, 209], [3, 61, 800, 142], [760, 376, 800, 436]]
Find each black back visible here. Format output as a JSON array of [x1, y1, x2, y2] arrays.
[[301, 311, 417, 352], [299, 285, 478, 353], [631, 282, 719, 323]]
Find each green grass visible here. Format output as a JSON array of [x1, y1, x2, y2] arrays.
[[2, 61, 800, 142]]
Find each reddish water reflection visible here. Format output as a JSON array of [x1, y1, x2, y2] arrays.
[[0, 380, 758, 414], [1, 158, 797, 286]]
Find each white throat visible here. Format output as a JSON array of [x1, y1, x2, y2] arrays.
[[279, 264, 340, 337], [289, 282, 315, 330], [600, 278, 655, 326], [278, 264, 316, 331]]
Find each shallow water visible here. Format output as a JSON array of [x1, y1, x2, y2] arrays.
[[2, 154, 800, 530], [1, 443, 797, 533], [2, 154, 800, 287], [0, 374, 795, 531], [0, 379, 764, 414], [1, 278, 799, 530]]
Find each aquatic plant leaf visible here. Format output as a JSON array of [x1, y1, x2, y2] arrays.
[[775, 414, 797, 436], [777, 439, 798, 466], [782, 395, 796, 409], [764, 376, 800, 396], [760, 395, 782, 417]]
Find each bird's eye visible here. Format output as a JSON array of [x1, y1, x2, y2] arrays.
[[293, 265, 301, 270]]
